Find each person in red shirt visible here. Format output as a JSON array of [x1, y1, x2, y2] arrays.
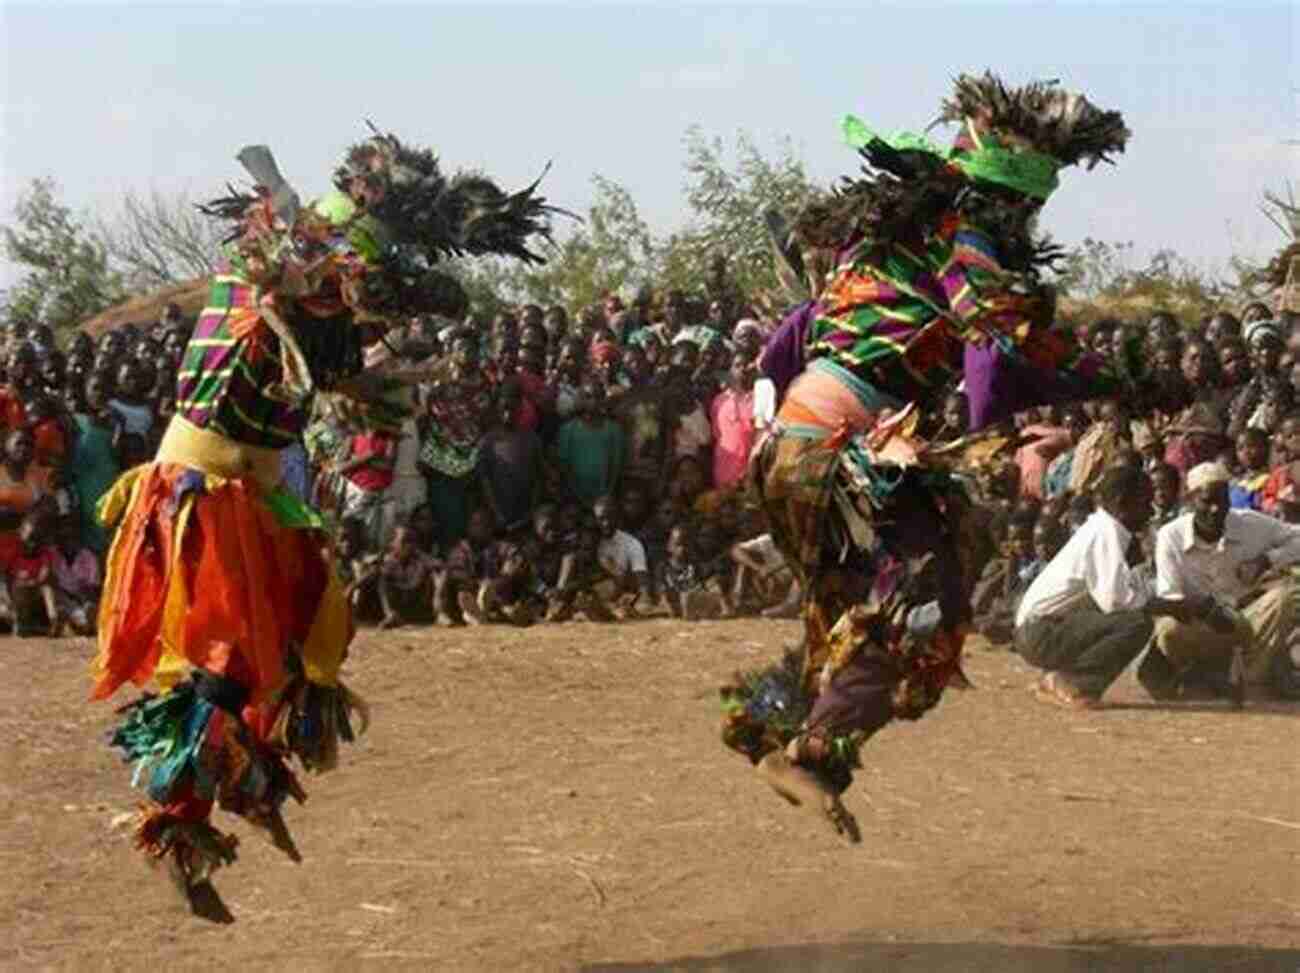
[[335, 428, 397, 546], [7, 513, 59, 637]]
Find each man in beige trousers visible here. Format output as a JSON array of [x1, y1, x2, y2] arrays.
[[1146, 461, 1300, 701]]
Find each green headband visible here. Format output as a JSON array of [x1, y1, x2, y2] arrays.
[[313, 189, 391, 262], [842, 114, 1061, 202]]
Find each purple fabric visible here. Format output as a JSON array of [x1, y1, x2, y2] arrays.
[[759, 301, 816, 404], [963, 343, 1100, 432]]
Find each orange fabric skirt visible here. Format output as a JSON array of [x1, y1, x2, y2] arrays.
[[91, 462, 349, 703]]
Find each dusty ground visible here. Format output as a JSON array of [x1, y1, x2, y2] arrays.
[[1, 620, 1298, 972]]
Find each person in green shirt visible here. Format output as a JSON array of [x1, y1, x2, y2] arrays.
[[552, 380, 624, 507]]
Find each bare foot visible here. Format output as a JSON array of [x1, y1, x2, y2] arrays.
[[756, 751, 862, 844]]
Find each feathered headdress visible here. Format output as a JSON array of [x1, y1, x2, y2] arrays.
[[199, 124, 570, 323], [795, 72, 1130, 270], [331, 122, 570, 265]]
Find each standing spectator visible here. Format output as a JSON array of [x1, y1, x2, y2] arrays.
[[479, 380, 544, 533], [419, 329, 494, 547], [553, 381, 624, 507], [336, 426, 398, 547], [709, 354, 756, 491]]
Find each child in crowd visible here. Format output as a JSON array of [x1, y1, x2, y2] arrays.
[[335, 518, 380, 617], [337, 426, 398, 547], [971, 508, 1040, 644], [378, 524, 441, 629], [1229, 427, 1270, 510], [659, 523, 735, 621], [8, 513, 60, 637], [52, 517, 99, 634]]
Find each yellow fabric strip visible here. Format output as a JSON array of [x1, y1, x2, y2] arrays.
[[155, 415, 282, 493]]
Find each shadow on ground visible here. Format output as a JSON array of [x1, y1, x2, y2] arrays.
[[587, 940, 1300, 973]]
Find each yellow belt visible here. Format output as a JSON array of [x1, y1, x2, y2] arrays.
[[155, 415, 283, 492]]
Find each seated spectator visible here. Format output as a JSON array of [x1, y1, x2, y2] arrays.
[[7, 512, 60, 637], [1229, 427, 1270, 511], [52, 517, 99, 635], [335, 518, 380, 617], [440, 507, 496, 625], [730, 528, 799, 618], [1014, 465, 1212, 708], [533, 513, 615, 623], [378, 524, 440, 629], [972, 507, 1042, 644], [477, 534, 536, 626], [1144, 462, 1300, 701], [657, 522, 735, 620], [592, 494, 650, 617]]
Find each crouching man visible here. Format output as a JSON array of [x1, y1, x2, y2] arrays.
[[1144, 461, 1300, 701], [1014, 464, 1217, 708]]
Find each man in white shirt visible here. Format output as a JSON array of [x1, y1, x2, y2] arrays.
[[593, 495, 650, 617], [1147, 461, 1300, 700], [1014, 465, 1213, 707]]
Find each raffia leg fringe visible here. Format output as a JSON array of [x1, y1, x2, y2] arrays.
[[132, 804, 239, 884]]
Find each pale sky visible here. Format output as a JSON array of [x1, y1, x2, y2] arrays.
[[1, 2, 1297, 294]]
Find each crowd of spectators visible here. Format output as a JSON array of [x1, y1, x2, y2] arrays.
[[967, 304, 1300, 703], [6, 283, 1300, 695]]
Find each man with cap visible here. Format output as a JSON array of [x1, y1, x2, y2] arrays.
[[1014, 464, 1217, 708], [1144, 461, 1300, 700]]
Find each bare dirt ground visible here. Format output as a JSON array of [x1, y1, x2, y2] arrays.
[[2, 620, 1298, 972]]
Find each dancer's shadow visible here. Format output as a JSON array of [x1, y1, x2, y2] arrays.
[[1099, 700, 1300, 716], [586, 939, 1300, 973]]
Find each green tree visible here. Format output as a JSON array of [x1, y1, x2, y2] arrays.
[[1, 178, 125, 331], [660, 127, 821, 300]]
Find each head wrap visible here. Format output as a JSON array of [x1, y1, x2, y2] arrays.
[[843, 116, 1062, 201], [1245, 318, 1282, 348], [590, 340, 619, 366], [1186, 462, 1231, 494]]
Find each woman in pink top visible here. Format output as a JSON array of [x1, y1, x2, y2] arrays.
[[709, 354, 757, 490]]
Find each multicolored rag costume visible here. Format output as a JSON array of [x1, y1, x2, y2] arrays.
[[93, 130, 559, 913], [723, 74, 1132, 835]]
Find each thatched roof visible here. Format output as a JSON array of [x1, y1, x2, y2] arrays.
[[80, 277, 209, 336]]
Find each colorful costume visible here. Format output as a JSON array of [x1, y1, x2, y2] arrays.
[[93, 131, 559, 915], [723, 74, 1132, 837]]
